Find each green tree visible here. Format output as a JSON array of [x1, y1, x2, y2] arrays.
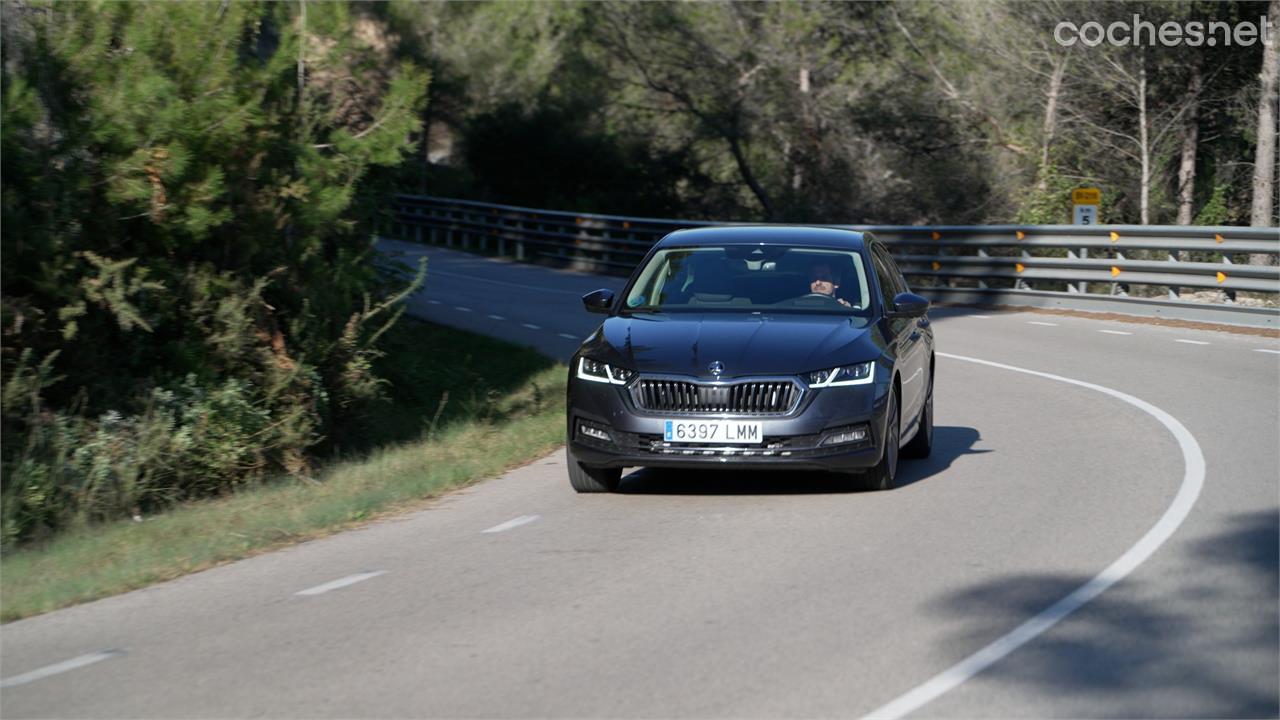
[[1, 1, 429, 545]]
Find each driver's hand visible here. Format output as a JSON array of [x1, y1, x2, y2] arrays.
[[838, 298, 851, 307]]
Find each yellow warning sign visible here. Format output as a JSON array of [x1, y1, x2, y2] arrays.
[[1015, 263, 1026, 273], [1217, 271, 1227, 283], [1072, 188, 1101, 205], [1111, 266, 1121, 277]]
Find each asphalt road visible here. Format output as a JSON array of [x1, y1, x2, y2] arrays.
[[2, 241, 1277, 718]]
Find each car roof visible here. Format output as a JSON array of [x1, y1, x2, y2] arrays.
[[654, 226, 868, 250]]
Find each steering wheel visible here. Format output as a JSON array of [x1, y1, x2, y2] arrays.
[[800, 292, 841, 303]]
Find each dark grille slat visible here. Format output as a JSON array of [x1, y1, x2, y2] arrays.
[[631, 378, 801, 415]]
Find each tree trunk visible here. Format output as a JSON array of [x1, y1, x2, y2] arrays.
[[726, 134, 775, 219], [1138, 52, 1151, 225], [1177, 55, 1202, 226], [1250, 0, 1279, 265], [1037, 55, 1068, 193]]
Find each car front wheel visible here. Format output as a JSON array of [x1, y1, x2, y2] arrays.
[[860, 387, 900, 491], [567, 447, 622, 493]]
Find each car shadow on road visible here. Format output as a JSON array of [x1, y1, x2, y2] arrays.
[[617, 425, 987, 495], [915, 510, 1279, 717]]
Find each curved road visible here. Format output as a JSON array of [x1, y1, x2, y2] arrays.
[[2, 240, 1277, 718]]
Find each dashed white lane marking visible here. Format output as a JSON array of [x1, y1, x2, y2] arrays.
[[1174, 339, 1210, 346], [558, 333, 579, 340], [1027, 321, 1059, 327], [454, 306, 472, 312], [0, 650, 123, 688], [1254, 348, 1280, 355], [482, 515, 541, 534], [867, 353, 1205, 720], [427, 269, 589, 296], [487, 314, 506, 321], [521, 323, 542, 330], [295, 571, 386, 597], [969, 315, 991, 319], [426, 299, 442, 305], [1099, 330, 1133, 336]]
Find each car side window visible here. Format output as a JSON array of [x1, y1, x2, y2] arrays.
[[869, 246, 897, 311], [882, 247, 911, 294]]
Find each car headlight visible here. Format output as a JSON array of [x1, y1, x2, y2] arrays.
[[807, 361, 875, 387], [577, 357, 636, 385]]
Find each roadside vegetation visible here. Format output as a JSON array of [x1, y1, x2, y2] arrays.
[[1, 319, 567, 622]]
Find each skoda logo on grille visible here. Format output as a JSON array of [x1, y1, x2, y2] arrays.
[[708, 361, 725, 377]]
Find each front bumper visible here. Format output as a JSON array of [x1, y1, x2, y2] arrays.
[[566, 369, 892, 473]]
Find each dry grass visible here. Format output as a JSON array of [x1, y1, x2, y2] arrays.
[[1, 358, 568, 623]]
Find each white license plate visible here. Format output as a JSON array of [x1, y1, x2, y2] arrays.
[[663, 420, 762, 444]]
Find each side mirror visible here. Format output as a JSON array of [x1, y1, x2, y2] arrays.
[[890, 291, 929, 317], [582, 289, 616, 314]]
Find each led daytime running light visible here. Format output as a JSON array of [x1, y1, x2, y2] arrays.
[[808, 362, 875, 387], [577, 357, 634, 385]]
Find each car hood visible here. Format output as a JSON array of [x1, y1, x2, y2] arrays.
[[584, 313, 883, 379]]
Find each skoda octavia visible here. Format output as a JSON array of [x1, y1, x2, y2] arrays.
[[566, 226, 934, 492]]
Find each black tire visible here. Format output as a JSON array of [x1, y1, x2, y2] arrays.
[[567, 447, 621, 493], [902, 371, 933, 459], [860, 386, 900, 491]]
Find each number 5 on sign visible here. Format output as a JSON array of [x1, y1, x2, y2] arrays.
[[1072, 187, 1101, 226], [1073, 205, 1098, 225]]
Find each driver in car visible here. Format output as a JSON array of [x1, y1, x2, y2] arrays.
[[808, 262, 852, 307]]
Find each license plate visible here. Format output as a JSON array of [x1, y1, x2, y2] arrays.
[[663, 420, 762, 444]]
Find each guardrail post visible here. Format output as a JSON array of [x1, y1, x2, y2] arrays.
[[1222, 255, 1236, 303], [1078, 247, 1088, 293], [1110, 251, 1127, 296]]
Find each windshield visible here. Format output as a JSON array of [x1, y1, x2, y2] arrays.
[[622, 245, 872, 315]]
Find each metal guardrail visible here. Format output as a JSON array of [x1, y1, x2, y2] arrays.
[[390, 194, 1280, 327]]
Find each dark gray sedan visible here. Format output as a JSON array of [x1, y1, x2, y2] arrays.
[[566, 226, 934, 492]]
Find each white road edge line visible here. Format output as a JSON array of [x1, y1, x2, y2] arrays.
[[487, 314, 506, 321], [295, 571, 386, 597], [558, 333, 579, 340], [0, 650, 123, 689], [482, 514, 541, 534], [1174, 339, 1210, 345], [1027, 321, 1058, 326], [521, 323, 542, 330], [865, 352, 1206, 720], [1098, 330, 1133, 336], [1254, 348, 1280, 355]]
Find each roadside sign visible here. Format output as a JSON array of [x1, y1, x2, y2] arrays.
[[1072, 187, 1101, 226], [1072, 188, 1101, 205]]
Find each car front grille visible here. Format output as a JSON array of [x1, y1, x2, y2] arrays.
[[629, 378, 802, 416]]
